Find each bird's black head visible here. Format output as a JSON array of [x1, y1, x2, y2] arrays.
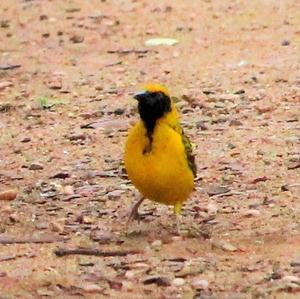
[[134, 90, 171, 138]]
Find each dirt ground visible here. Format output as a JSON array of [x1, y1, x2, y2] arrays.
[[0, 0, 300, 298]]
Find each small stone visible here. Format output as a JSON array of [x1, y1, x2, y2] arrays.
[[287, 160, 300, 170], [131, 262, 149, 269], [51, 172, 70, 179], [282, 275, 300, 284], [255, 104, 272, 114], [0, 81, 13, 90], [191, 278, 209, 290], [114, 108, 125, 115], [125, 271, 135, 280], [42, 32, 50, 38], [81, 283, 104, 293], [40, 14, 48, 21], [0, 103, 13, 112], [21, 137, 31, 143], [69, 133, 86, 141], [143, 275, 171, 286], [49, 221, 64, 233], [216, 93, 240, 102], [229, 119, 243, 126], [70, 34, 84, 43], [196, 121, 208, 130], [47, 77, 62, 90], [35, 222, 48, 230], [206, 203, 218, 215], [291, 258, 300, 267], [172, 278, 185, 287], [107, 189, 125, 200], [212, 240, 237, 252], [172, 236, 182, 242], [62, 185, 74, 195], [207, 185, 230, 196], [90, 230, 112, 244], [29, 163, 44, 170], [122, 281, 134, 291], [82, 215, 95, 224], [9, 213, 18, 222], [243, 209, 260, 217], [0, 190, 17, 201], [37, 288, 54, 296], [281, 39, 290, 46], [151, 239, 162, 250]]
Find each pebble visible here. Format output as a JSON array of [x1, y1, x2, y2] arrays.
[[0, 81, 13, 90], [49, 221, 64, 233], [215, 93, 240, 102], [172, 278, 186, 287], [143, 275, 171, 286], [0, 103, 12, 112], [291, 258, 300, 267], [82, 215, 95, 224], [196, 121, 208, 131], [0, 190, 17, 201], [229, 119, 243, 126], [69, 133, 86, 141], [51, 172, 70, 179], [90, 230, 112, 244], [125, 271, 135, 280], [21, 137, 31, 143], [122, 281, 133, 291], [35, 222, 48, 230], [151, 239, 162, 250], [207, 185, 230, 196], [282, 275, 300, 284], [172, 236, 182, 242], [70, 34, 84, 43], [47, 77, 62, 90], [62, 185, 74, 195], [191, 278, 209, 290], [242, 209, 260, 217], [281, 39, 290, 46], [206, 203, 218, 215], [212, 240, 237, 252], [81, 283, 104, 293], [107, 189, 125, 200], [29, 163, 44, 170]]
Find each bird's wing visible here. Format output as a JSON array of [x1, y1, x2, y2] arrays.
[[170, 124, 197, 177], [181, 130, 197, 177]]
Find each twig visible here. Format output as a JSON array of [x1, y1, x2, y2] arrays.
[[54, 247, 141, 257], [0, 64, 21, 70], [0, 253, 35, 262], [0, 235, 68, 244], [212, 191, 244, 198], [107, 49, 149, 55]]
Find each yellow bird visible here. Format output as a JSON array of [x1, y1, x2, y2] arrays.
[[124, 84, 196, 231]]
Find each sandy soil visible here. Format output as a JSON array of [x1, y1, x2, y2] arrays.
[[0, 0, 300, 298]]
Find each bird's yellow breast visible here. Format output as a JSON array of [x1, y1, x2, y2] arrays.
[[124, 120, 194, 206]]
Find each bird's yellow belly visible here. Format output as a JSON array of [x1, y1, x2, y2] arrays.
[[124, 122, 194, 206]]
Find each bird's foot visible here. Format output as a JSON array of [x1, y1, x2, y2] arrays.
[[176, 214, 182, 236], [126, 196, 145, 227]]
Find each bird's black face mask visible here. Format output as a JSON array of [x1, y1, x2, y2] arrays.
[[134, 91, 171, 141]]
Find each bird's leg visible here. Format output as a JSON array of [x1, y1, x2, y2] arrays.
[[174, 202, 183, 235], [127, 196, 145, 225]]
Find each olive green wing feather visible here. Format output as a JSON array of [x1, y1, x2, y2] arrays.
[[169, 123, 197, 177], [181, 130, 197, 177]]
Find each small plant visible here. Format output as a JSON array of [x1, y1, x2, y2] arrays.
[[37, 97, 64, 110]]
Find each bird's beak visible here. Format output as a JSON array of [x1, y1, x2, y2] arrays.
[[134, 91, 147, 101]]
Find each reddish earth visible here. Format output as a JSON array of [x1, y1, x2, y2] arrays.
[[0, 1, 299, 298]]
